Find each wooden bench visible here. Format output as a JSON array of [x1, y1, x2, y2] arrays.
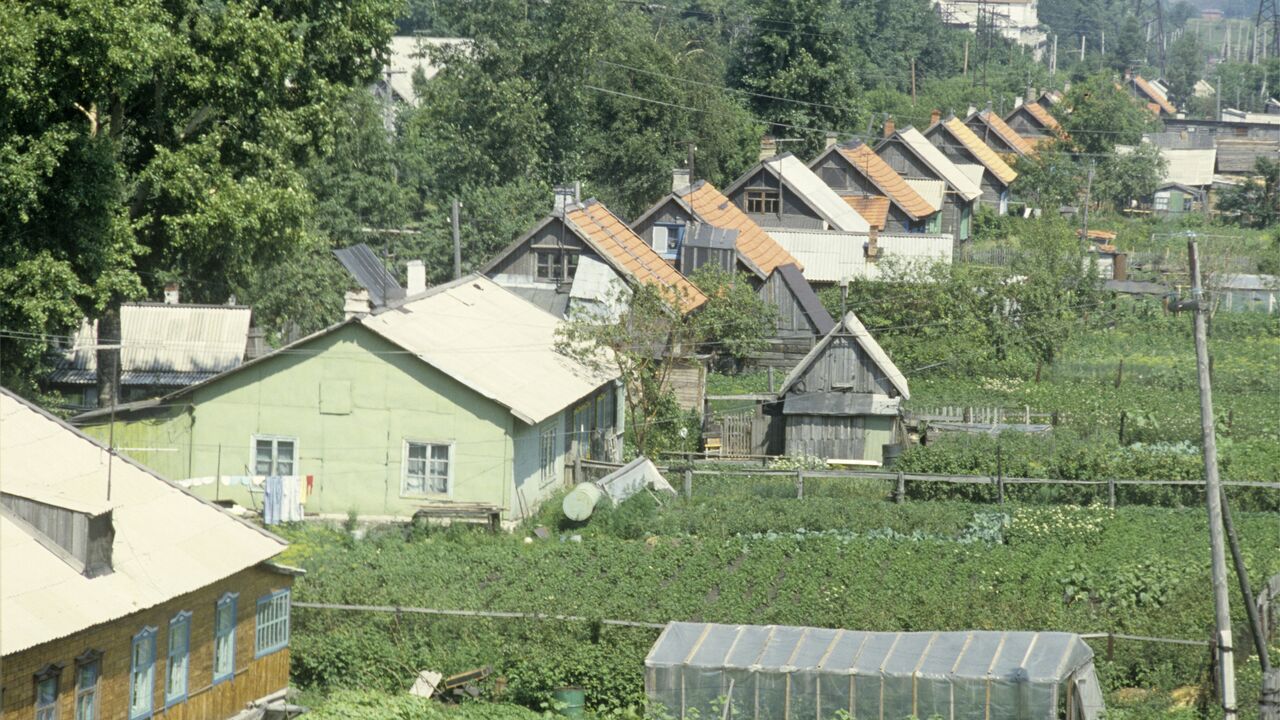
[[413, 503, 502, 532]]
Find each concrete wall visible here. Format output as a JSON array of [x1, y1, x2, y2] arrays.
[[2, 565, 291, 720]]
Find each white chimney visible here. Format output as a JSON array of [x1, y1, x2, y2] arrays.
[[672, 168, 691, 192], [824, 132, 839, 149], [164, 282, 180, 305], [343, 289, 371, 320], [1015, 96, 1024, 108], [407, 260, 426, 296], [553, 186, 577, 215]]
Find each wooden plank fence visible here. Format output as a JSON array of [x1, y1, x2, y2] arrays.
[[907, 405, 1058, 425]]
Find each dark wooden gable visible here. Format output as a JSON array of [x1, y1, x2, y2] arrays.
[[786, 334, 898, 397], [726, 165, 825, 230], [874, 136, 944, 183], [484, 216, 596, 283], [759, 265, 835, 339]]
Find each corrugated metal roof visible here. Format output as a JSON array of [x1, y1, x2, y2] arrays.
[[888, 127, 982, 201], [565, 200, 707, 314], [831, 143, 937, 218], [333, 243, 405, 307], [57, 304, 251, 382], [779, 311, 910, 400], [363, 276, 619, 425], [756, 154, 870, 232], [904, 178, 946, 211], [1220, 274, 1279, 290], [1163, 148, 1217, 186], [841, 195, 891, 229], [769, 229, 954, 284], [1, 388, 286, 655], [678, 181, 801, 277], [956, 162, 986, 190], [939, 117, 1019, 185], [774, 263, 836, 335], [968, 110, 1037, 156], [1221, 109, 1280, 125]]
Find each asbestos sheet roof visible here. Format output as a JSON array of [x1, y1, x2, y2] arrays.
[[757, 154, 870, 232], [646, 623, 1094, 682], [841, 195, 891, 229], [956, 163, 986, 191], [889, 127, 982, 201], [940, 117, 1018, 185], [904, 178, 946, 212], [363, 276, 619, 425], [968, 110, 1037, 156], [333, 243, 405, 307], [770, 229, 954, 284], [678, 181, 800, 276], [1, 389, 286, 655], [57, 303, 251, 382], [780, 311, 910, 399], [1163, 148, 1217, 186], [565, 200, 707, 314], [834, 143, 937, 218], [1023, 101, 1062, 131]]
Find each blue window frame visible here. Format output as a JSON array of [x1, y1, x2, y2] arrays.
[[165, 611, 191, 706], [129, 627, 157, 720], [255, 589, 292, 657], [213, 593, 238, 685]]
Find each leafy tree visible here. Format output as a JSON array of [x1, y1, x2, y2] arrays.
[[1217, 158, 1280, 229], [1163, 33, 1204, 108], [1012, 141, 1084, 211], [1059, 73, 1157, 156], [1108, 15, 1147, 73], [688, 266, 775, 368], [1094, 143, 1167, 211]]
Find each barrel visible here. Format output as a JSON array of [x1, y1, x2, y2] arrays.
[[562, 483, 603, 521], [551, 686, 585, 718], [882, 443, 904, 469]]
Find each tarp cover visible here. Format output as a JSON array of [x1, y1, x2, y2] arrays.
[[645, 622, 1103, 720]]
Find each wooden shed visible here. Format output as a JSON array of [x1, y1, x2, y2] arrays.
[[753, 264, 836, 369], [777, 311, 909, 463]]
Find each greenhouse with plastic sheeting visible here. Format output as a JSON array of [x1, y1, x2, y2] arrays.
[[645, 623, 1105, 720]]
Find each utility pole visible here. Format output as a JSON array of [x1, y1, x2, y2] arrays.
[[911, 57, 917, 103], [1188, 239, 1238, 720], [1080, 160, 1096, 241], [963, 39, 969, 77], [451, 199, 462, 280]]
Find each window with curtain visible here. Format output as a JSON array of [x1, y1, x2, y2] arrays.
[[213, 593, 237, 683], [35, 664, 61, 720], [403, 441, 450, 495], [75, 651, 101, 720], [129, 628, 156, 720], [253, 437, 296, 475], [166, 612, 191, 705]]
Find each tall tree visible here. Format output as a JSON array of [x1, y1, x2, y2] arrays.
[[1059, 73, 1157, 156]]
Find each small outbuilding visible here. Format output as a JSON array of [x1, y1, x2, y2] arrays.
[[645, 622, 1106, 720], [776, 311, 908, 464]]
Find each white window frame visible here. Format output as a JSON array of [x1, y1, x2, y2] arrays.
[[212, 593, 237, 685], [74, 651, 101, 720], [255, 589, 291, 657], [400, 440, 454, 497], [650, 225, 669, 253], [165, 611, 191, 707], [251, 435, 298, 476]]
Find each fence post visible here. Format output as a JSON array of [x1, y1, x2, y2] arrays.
[[996, 444, 1005, 504], [1108, 477, 1117, 509], [1115, 359, 1124, 388], [796, 470, 804, 499], [896, 471, 905, 504], [1262, 670, 1279, 720], [1119, 411, 1127, 445], [1024, 405, 1030, 424], [683, 467, 692, 499], [767, 366, 775, 393]]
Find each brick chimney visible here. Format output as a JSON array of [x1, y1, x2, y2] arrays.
[[865, 228, 880, 262], [930, 109, 941, 126], [672, 168, 691, 192], [882, 116, 896, 138], [163, 282, 180, 305]]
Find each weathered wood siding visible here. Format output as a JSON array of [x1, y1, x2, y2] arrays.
[[2, 565, 292, 720], [486, 218, 593, 282], [668, 360, 706, 412], [758, 271, 820, 339], [875, 140, 968, 240], [727, 167, 825, 230], [631, 199, 692, 250], [1005, 108, 1049, 139], [814, 155, 880, 196], [784, 414, 895, 461], [788, 336, 898, 396], [923, 126, 1008, 206]]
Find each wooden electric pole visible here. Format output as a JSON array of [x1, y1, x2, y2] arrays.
[[1189, 239, 1238, 720], [451, 199, 462, 280]]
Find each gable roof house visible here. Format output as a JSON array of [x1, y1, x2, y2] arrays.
[[1004, 100, 1064, 144], [485, 191, 707, 318], [775, 311, 909, 464], [722, 153, 871, 233], [2, 388, 294, 720], [964, 109, 1037, 158], [1127, 75, 1177, 117], [875, 125, 982, 242], [630, 172, 802, 283], [47, 299, 253, 411], [72, 276, 623, 522], [923, 115, 1020, 214], [808, 141, 942, 234]]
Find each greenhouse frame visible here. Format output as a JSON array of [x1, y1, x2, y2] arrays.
[[645, 623, 1105, 720]]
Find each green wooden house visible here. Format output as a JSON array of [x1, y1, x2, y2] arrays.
[[72, 276, 622, 521]]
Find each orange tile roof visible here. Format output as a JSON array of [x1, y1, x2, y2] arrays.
[[565, 200, 707, 314], [840, 195, 890, 229], [1022, 101, 1062, 132], [834, 143, 937, 219], [941, 117, 1018, 186], [679, 181, 801, 277], [973, 110, 1037, 156], [1133, 76, 1176, 115]]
